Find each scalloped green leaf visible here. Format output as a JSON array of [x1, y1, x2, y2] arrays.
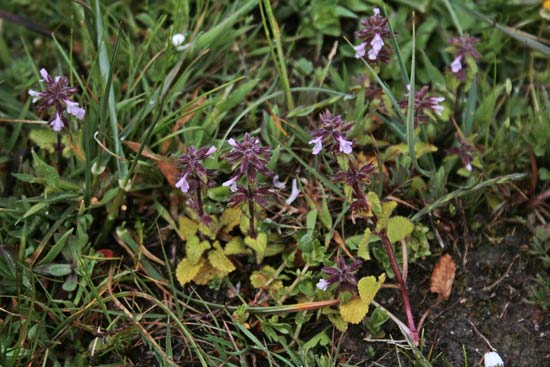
[[198, 216, 220, 240], [245, 233, 267, 263], [387, 216, 414, 243], [175, 257, 204, 286], [357, 228, 372, 260], [186, 235, 210, 265], [178, 216, 198, 240], [375, 201, 398, 232], [224, 237, 251, 255], [366, 192, 381, 217], [358, 274, 386, 305], [220, 206, 242, 232], [208, 241, 235, 273], [339, 297, 369, 324]]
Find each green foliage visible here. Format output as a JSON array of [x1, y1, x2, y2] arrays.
[[386, 216, 415, 243], [1, 0, 548, 364]]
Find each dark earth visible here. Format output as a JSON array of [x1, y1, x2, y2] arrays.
[[341, 227, 550, 366]]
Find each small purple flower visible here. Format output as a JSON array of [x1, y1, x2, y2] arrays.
[[334, 162, 375, 188], [227, 185, 273, 208], [309, 110, 353, 155], [448, 35, 480, 80], [316, 278, 329, 291], [337, 136, 353, 154], [175, 145, 217, 224], [50, 112, 65, 132], [321, 256, 363, 290], [448, 133, 475, 172], [272, 175, 286, 189], [285, 178, 300, 205], [176, 145, 217, 193], [354, 42, 367, 59], [308, 136, 323, 155], [334, 161, 375, 214], [355, 8, 393, 64], [28, 68, 85, 132], [451, 56, 463, 73], [399, 85, 445, 126], [225, 133, 272, 184]]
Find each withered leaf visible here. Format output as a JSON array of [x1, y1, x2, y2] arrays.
[[123, 140, 178, 186], [430, 254, 456, 301]]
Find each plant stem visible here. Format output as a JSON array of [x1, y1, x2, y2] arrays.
[[56, 133, 64, 173], [378, 229, 419, 344], [247, 180, 256, 238], [196, 180, 204, 218]]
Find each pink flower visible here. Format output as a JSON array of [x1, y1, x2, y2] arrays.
[[337, 136, 353, 154], [175, 173, 190, 193], [308, 136, 323, 155], [451, 55, 463, 73], [50, 113, 65, 132], [354, 42, 367, 58], [28, 68, 85, 133]]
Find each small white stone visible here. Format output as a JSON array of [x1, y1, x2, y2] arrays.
[[484, 351, 504, 367], [171, 33, 186, 47]]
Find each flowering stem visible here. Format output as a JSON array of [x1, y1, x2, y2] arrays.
[[195, 179, 204, 218], [247, 180, 257, 238], [56, 133, 64, 173], [378, 229, 419, 344]]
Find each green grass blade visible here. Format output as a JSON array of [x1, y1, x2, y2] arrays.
[[260, 0, 294, 111], [411, 173, 527, 221], [95, 1, 128, 181], [441, 0, 463, 35], [406, 18, 431, 177], [455, 2, 550, 56]]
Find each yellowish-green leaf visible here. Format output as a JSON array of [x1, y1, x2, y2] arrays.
[[325, 311, 348, 331], [375, 201, 398, 232], [385, 142, 438, 160], [220, 207, 242, 232], [367, 192, 381, 217], [357, 228, 372, 260], [250, 265, 280, 290], [387, 216, 414, 243], [245, 233, 267, 263], [239, 211, 249, 234], [208, 241, 235, 273], [29, 129, 59, 154], [175, 257, 204, 286], [358, 273, 386, 304], [339, 297, 369, 324], [178, 216, 198, 240], [198, 216, 220, 240], [193, 260, 228, 285], [186, 235, 210, 265], [224, 237, 251, 255]]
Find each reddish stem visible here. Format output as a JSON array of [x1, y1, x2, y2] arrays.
[[378, 230, 419, 344]]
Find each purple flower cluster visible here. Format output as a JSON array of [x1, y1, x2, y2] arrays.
[[176, 146, 217, 193], [318, 256, 363, 291], [175, 145, 217, 223], [448, 133, 475, 172], [354, 8, 392, 63], [448, 35, 480, 81], [334, 162, 376, 213], [28, 69, 85, 132], [308, 111, 353, 155], [223, 133, 272, 192], [173, 133, 275, 233], [399, 85, 445, 126]]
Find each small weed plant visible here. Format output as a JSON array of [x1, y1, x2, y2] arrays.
[[1, 0, 549, 365]]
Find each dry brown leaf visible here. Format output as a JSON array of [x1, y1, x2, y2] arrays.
[[430, 254, 456, 301], [123, 140, 178, 186]]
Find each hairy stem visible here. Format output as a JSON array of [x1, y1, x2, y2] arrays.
[[247, 180, 256, 238], [378, 230, 419, 344]]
